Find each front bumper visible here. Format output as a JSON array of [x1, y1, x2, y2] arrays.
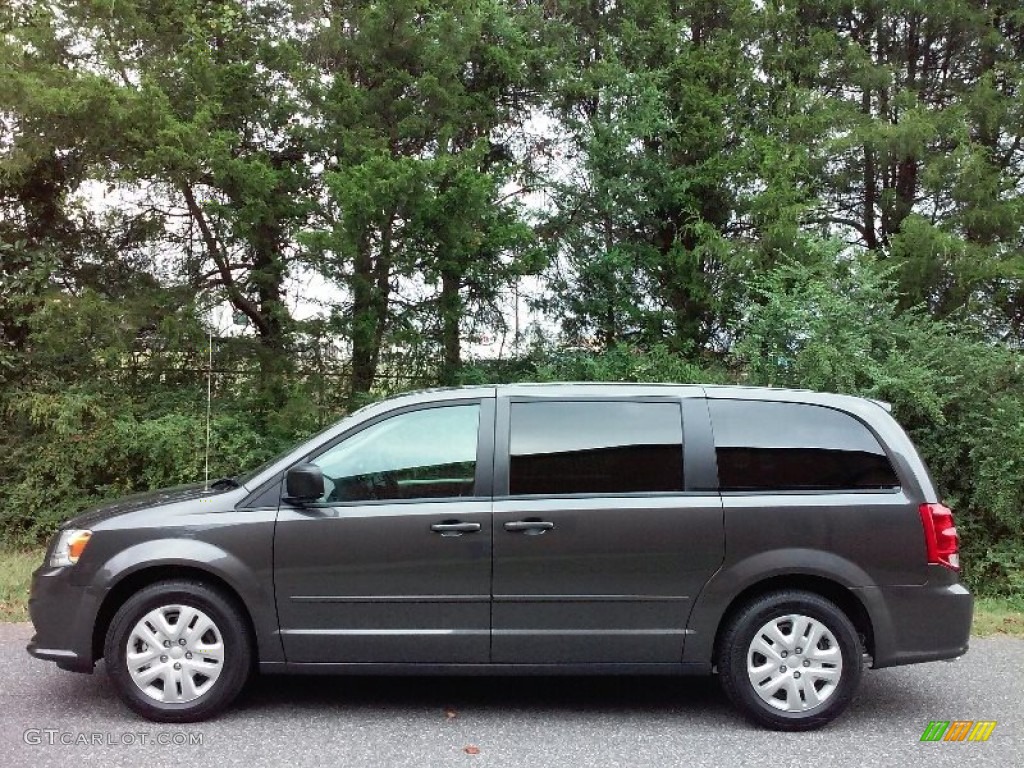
[[857, 578, 973, 669], [26, 564, 100, 673]]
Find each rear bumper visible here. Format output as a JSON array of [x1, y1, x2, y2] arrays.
[[857, 579, 973, 669], [26, 565, 99, 674]]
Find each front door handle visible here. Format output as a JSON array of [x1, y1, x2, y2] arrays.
[[503, 520, 554, 534], [430, 521, 481, 537]]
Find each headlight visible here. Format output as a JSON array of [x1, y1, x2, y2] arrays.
[[50, 529, 92, 567]]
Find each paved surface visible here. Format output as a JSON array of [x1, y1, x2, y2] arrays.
[[0, 623, 1020, 767]]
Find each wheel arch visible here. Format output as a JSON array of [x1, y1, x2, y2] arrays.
[[684, 549, 880, 666], [93, 564, 259, 664], [708, 574, 875, 665]]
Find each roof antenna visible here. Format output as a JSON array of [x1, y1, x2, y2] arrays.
[[204, 328, 213, 491]]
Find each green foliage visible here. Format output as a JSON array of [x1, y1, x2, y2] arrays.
[[542, 0, 770, 351], [0, 547, 41, 622], [462, 342, 726, 386], [0, 380, 318, 544], [532, 343, 725, 386], [0, 289, 326, 544], [734, 245, 1024, 595], [1, 1, 1023, 597]]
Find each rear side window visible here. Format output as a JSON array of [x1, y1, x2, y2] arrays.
[[709, 400, 899, 492], [509, 401, 683, 495]]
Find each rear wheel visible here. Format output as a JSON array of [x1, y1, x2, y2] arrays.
[[104, 579, 252, 722], [717, 590, 863, 730]]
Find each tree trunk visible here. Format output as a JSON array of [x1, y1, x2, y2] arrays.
[[250, 219, 290, 409], [439, 267, 462, 386], [348, 220, 392, 406], [349, 237, 379, 403], [861, 88, 879, 251]]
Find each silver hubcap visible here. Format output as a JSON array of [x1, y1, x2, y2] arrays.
[[126, 605, 225, 703], [747, 613, 843, 712]]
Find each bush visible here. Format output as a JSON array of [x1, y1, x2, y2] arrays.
[[0, 291, 330, 545], [2, 254, 1020, 597], [0, 382, 316, 544], [733, 249, 1024, 595]]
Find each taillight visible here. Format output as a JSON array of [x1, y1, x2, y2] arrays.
[[919, 503, 960, 570]]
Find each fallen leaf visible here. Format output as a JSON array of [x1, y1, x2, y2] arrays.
[[463, 746, 481, 755]]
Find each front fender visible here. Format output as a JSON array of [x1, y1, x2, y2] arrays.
[[92, 538, 283, 663]]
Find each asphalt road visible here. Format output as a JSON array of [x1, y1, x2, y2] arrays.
[[0, 623, 1020, 767]]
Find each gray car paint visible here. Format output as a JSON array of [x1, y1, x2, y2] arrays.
[[27, 383, 971, 678], [489, 389, 724, 664], [28, 483, 281, 670]]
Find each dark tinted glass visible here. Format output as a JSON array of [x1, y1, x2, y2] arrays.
[[710, 400, 899, 492], [509, 401, 683, 495]]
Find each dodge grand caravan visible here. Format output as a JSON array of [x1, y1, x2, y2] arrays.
[[27, 384, 972, 729]]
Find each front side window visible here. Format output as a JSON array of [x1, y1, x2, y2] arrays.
[[311, 404, 480, 503], [710, 400, 899, 492], [509, 401, 684, 495]]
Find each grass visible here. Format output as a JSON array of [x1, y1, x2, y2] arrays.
[[0, 547, 1022, 637], [971, 596, 1024, 637], [0, 548, 43, 622]]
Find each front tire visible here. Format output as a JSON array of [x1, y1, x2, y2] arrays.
[[717, 590, 863, 731], [104, 579, 252, 722]]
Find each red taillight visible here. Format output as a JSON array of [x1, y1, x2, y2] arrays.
[[919, 503, 960, 570]]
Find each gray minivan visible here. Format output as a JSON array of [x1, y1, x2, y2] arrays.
[[27, 384, 972, 729]]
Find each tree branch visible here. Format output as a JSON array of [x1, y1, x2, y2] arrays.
[[180, 183, 270, 336]]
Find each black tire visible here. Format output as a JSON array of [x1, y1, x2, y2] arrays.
[[103, 579, 252, 723], [717, 590, 863, 731]]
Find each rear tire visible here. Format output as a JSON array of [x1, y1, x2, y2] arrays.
[[104, 579, 252, 722], [717, 590, 862, 731]]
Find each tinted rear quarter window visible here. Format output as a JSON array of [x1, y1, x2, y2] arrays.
[[509, 400, 684, 495], [709, 400, 899, 492]]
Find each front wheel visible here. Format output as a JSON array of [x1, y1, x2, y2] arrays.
[[717, 590, 863, 730], [104, 579, 252, 722]]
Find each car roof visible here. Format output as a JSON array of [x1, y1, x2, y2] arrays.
[[389, 382, 891, 412]]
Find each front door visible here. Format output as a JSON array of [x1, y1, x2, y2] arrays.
[[491, 395, 724, 664], [274, 398, 494, 663]]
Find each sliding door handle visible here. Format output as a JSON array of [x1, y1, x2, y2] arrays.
[[430, 521, 481, 537], [503, 520, 554, 534]]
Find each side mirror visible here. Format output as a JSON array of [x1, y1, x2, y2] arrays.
[[285, 464, 324, 503]]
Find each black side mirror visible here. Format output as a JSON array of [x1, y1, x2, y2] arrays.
[[285, 464, 324, 503]]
